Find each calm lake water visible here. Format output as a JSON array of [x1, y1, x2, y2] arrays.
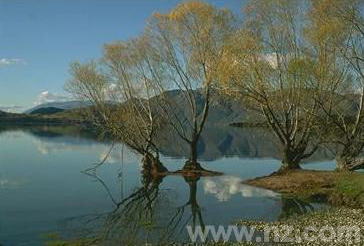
[[0, 126, 334, 245]]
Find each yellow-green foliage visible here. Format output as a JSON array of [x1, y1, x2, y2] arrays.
[[333, 173, 364, 206]]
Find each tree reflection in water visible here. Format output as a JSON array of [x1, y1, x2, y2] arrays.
[[59, 165, 319, 245], [63, 164, 208, 245], [102, 173, 166, 245], [164, 176, 205, 241], [278, 197, 315, 221]]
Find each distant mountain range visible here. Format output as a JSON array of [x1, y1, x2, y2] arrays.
[[0, 110, 10, 117], [28, 107, 65, 115], [25, 101, 92, 114], [4, 89, 362, 128], [23, 90, 247, 126]]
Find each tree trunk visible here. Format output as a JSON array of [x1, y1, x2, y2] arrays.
[[183, 138, 204, 170], [190, 139, 198, 164], [335, 155, 350, 171], [335, 143, 364, 171], [279, 148, 301, 172], [336, 155, 364, 171], [142, 153, 168, 175]]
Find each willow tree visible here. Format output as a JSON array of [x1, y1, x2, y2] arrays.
[[102, 36, 168, 174], [145, 1, 235, 170], [308, 0, 364, 171], [66, 37, 168, 175], [220, 0, 328, 171]]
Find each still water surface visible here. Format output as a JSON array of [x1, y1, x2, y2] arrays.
[[0, 127, 333, 245]]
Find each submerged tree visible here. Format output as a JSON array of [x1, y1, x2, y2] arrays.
[[66, 40, 168, 175], [145, 1, 236, 170], [308, 0, 364, 171], [219, 0, 329, 171], [102, 36, 169, 175], [66, 1, 235, 174]]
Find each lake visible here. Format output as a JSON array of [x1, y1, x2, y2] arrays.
[[0, 126, 334, 245]]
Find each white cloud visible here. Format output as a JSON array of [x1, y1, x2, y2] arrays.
[[104, 83, 125, 101], [203, 176, 278, 202], [100, 146, 140, 165], [34, 91, 72, 105], [0, 178, 27, 190], [32, 136, 101, 155], [0, 105, 24, 113], [260, 53, 278, 69], [0, 58, 25, 67]]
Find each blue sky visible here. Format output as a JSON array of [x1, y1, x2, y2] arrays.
[[0, 0, 243, 112]]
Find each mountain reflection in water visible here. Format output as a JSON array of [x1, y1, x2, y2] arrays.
[[0, 126, 331, 245], [0, 125, 334, 161]]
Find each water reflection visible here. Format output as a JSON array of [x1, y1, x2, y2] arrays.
[[171, 176, 206, 238], [60, 165, 319, 245], [203, 176, 278, 202], [278, 197, 315, 221], [0, 178, 27, 190], [101, 174, 167, 244], [76, 169, 207, 244], [0, 125, 333, 161], [0, 126, 331, 245]]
